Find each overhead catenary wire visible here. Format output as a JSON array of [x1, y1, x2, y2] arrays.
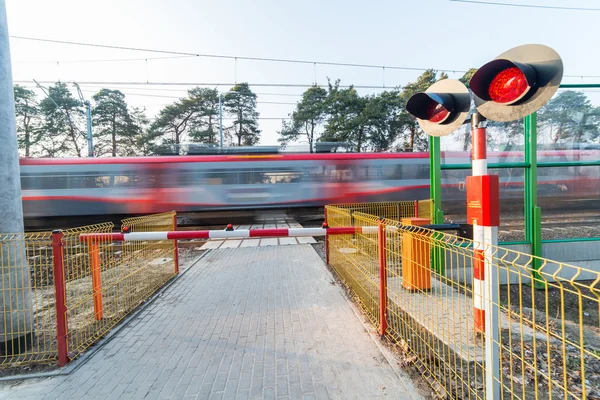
[[77, 89, 298, 104], [12, 55, 197, 64], [449, 0, 600, 11], [13, 80, 401, 89], [9, 35, 468, 73]]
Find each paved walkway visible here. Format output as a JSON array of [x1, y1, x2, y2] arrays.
[[0, 245, 420, 400]]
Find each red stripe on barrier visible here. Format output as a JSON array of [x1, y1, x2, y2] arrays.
[[474, 249, 485, 281], [473, 127, 487, 160], [80, 233, 125, 241], [250, 228, 289, 237], [474, 308, 485, 333], [167, 231, 210, 240]]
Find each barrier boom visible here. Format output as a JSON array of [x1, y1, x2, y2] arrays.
[[79, 226, 377, 242]]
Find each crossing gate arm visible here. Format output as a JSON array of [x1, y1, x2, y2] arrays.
[[79, 226, 366, 242]]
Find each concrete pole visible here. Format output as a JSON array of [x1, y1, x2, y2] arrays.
[[85, 100, 93, 157], [0, 0, 34, 353], [219, 94, 223, 149]]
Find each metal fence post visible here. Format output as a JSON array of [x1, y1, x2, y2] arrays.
[[377, 219, 388, 336], [172, 212, 179, 274], [51, 230, 69, 367], [88, 239, 103, 320]]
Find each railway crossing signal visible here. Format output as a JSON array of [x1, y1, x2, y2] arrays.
[[405, 78, 471, 137], [405, 43, 564, 400], [469, 44, 563, 122]]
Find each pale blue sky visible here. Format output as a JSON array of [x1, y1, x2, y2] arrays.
[[6, 0, 600, 148]]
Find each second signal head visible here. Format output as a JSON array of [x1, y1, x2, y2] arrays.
[[405, 79, 471, 137]]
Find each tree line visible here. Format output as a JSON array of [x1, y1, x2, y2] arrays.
[[13, 70, 600, 157], [14, 82, 261, 157]]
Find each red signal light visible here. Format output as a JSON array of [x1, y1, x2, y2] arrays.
[[425, 101, 450, 123], [488, 67, 530, 105]]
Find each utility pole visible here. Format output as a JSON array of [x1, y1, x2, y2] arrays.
[[74, 83, 93, 157], [219, 93, 223, 149], [0, 0, 33, 353]]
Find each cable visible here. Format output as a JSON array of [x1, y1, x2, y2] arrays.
[[10, 35, 467, 73], [77, 89, 297, 104], [12, 55, 196, 64], [14, 80, 397, 89], [449, 0, 600, 11], [73, 84, 304, 96]]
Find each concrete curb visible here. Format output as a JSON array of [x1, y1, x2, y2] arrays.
[[0, 250, 211, 382]]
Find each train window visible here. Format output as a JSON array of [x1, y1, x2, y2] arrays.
[[21, 173, 67, 190]]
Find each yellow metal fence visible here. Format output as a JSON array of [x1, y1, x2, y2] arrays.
[[0, 212, 178, 368], [326, 205, 600, 399], [327, 199, 433, 222]]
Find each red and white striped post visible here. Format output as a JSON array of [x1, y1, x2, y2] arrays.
[[471, 113, 487, 333], [466, 113, 500, 398]]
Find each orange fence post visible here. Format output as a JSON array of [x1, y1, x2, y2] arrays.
[[377, 219, 388, 336], [172, 212, 179, 274], [89, 239, 103, 320], [51, 230, 69, 367], [401, 218, 432, 291], [413, 200, 419, 217]]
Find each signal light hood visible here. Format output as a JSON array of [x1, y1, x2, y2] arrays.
[[406, 79, 471, 137], [470, 44, 563, 122]]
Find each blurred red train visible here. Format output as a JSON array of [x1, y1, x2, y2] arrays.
[[19, 148, 600, 218]]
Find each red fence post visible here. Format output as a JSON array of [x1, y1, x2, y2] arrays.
[[414, 200, 419, 218], [51, 230, 69, 367], [88, 239, 103, 320], [172, 212, 179, 274], [377, 219, 388, 336]]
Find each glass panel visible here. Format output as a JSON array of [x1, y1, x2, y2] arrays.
[[537, 88, 600, 162], [441, 168, 525, 242], [539, 165, 600, 240], [439, 119, 525, 165]]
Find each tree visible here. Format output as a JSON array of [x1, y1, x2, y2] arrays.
[[538, 91, 600, 145], [13, 85, 42, 157], [323, 80, 369, 151], [92, 89, 140, 157], [365, 90, 405, 152], [223, 83, 261, 146], [187, 88, 220, 145], [133, 107, 165, 156], [39, 82, 85, 157], [149, 99, 196, 151], [278, 85, 327, 152]]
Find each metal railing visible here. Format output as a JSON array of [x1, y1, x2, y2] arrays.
[[0, 212, 178, 368], [0, 231, 55, 366], [326, 206, 600, 399], [326, 199, 433, 221]]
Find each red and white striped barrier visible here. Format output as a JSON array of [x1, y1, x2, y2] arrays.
[[80, 226, 379, 242]]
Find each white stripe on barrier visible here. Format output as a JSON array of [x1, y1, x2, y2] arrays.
[[124, 232, 168, 241], [288, 228, 325, 237], [472, 159, 487, 176], [361, 226, 379, 234], [473, 277, 485, 310], [209, 230, 251, 239]]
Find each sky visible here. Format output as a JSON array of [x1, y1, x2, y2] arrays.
[[5, 0, 600, 150]]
